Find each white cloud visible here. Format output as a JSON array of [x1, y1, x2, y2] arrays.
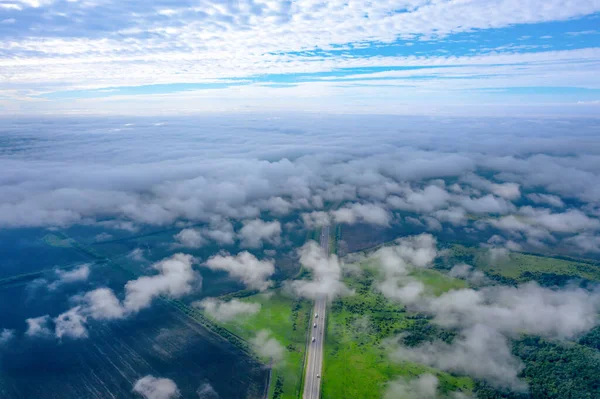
[[490, 182, 521, 200], [387, 185, 451, 213], [133, 376, 180, 399], [301, 211, 331, 229], [2, 0, 600, 103], [0, 329, 15, 345], [393, 324, 527, 391], [250, 330, 285, 364], [384, 373, 440, 399], [54, 306, 88, 339], [49, 264, 91, 290], [194, 298, 261, 322], [124, 253, 198, 312], [174, 228, 207, 248], [527, 193, 565, 208], [80, 288, 126, 320], [518, 206, 600, 233], [331, 203, 391, 226], [197, 383, 219, 399], [128, 248, 146, 262], [238, 219, 282, 248], [204, 252, 274, 291], [25, 315, 52, 337], [287, 241, 352, 301], [457, 194, 515, 215]]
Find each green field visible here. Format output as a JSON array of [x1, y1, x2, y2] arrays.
[[212, 292, 311, 399], [42, 233, 74, 248], [447, 244, 600, 283], [322, 263, 474, 399]]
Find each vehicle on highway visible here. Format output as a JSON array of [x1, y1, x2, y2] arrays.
[[315, 313, 318, 318], [317, 374, 320, 378], [314, 323, 317, 328], [312, 336, 315, 342]]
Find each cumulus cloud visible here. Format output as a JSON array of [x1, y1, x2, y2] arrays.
[[287, 241, 352, 301], [434, 207, 467, 226], [374, 234, 438, 278], [390, 279, 600, 389], [25, 315, 52, 337], [427, 283, 600, 339], [518, 206, 600, 233], [457, 194, 515, 215], [204, 252, 274, 291], [527, 193, 565, 208], [128, 248, 146, 262], [364, 234, 600, 390], [238, 219, 281, 248], [124, 253, 198, 312], [490, 182, 521, 200], [566, 233, 600, 253], [133, 376, 180, 399], [370, 234, 438, 303], [196, 383, 219, 399], [174, 228, 207, 248], [29, 254, 200, 340], [301, 211, 331, 229], [54, 306, 88, 339], [0, 329, 15, 345], [49, 264, 91, 290], [79, 288, 127, 320], [250, 330, 286, 364], [449, 263, 488, 285], [331, 203, 391, 226], [204, 217, 236, 245], [387, 185, 451, 213], [194, 298, 261, 322], [393, 324, 527, 391]]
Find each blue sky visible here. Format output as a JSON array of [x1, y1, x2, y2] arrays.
[[1, 0, 599, 115]]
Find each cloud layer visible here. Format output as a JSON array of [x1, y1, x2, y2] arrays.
[[368, 235, 600, 390]]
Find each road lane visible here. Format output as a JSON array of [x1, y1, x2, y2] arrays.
[[302, 226, 329, 399]]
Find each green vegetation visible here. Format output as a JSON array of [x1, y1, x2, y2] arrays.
[[514, 337, 600, 399], [214, 292, 311, 399], [322, 264, 474, 399], [412, 268, 468, 295], [42, 233, 73, 248], [445, 244, 600, 284]]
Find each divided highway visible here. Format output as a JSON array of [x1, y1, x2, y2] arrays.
[[302, 225, 329, 399]]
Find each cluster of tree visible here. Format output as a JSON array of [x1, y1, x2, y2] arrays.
[[218, 288, 260, 302], [272, 376, 284, 399], [519, 271, 591, 288], [401, 317, 456, 347], [291, 300, 304, 331], [579, 326, 600, 351], [475, 336, 600, 399]]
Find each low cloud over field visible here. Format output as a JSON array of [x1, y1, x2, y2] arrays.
[[3, 117, 600, 396], [1, 117, 599, 256], [204, 252, 275, 291], [286, 241, 352, 301], [366, 235, 600, 390], [194, 298, 261, 322], [133, 375, 180, 399], [251, 330, 286, 365], [26, 254, 199, 340]]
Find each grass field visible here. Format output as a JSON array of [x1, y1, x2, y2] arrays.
[[322, 261, 474, 399], [212, 291, 311, 399], [448, 244, 600, 282]]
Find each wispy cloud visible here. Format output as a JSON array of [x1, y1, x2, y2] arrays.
[[0, 0, 599, 113]]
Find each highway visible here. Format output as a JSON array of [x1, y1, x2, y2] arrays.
[[302, 225, 329, 399]]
